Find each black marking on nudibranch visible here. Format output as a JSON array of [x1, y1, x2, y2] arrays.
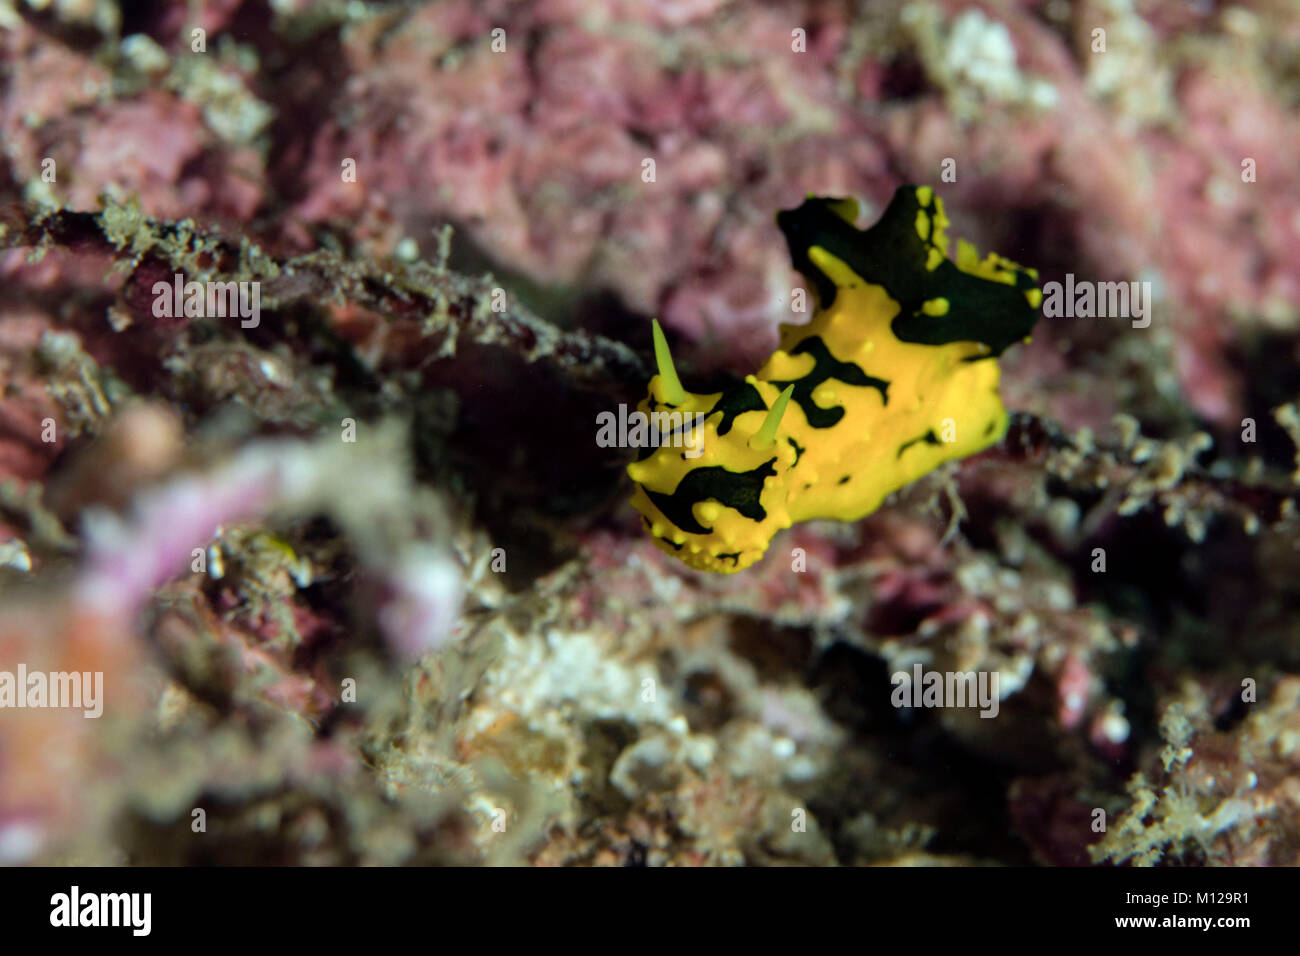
[[897, 429, 942, 458], [776, 186, 1037, 357], [706, 382, 768, 437], [769, 336, 890, 429], [644, 459, 778, 535], [788, 436, 805, 466]]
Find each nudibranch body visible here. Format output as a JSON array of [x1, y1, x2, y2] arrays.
[[629, 185, 1041, 573]]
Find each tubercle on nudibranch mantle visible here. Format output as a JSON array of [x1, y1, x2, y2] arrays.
[[628, 184, 1041, 573]]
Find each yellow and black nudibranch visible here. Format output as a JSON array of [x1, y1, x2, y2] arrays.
[[628, 185, 1042, 573]]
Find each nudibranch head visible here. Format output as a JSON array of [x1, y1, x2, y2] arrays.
[[628, 357, 799, 573], [628, 185, 1041, 573]]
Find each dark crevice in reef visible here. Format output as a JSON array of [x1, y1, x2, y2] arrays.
[[807, 641, 1036, 865], [728, 618, 817, 682], [116, 0, 179, 44], [1073, 509, 1204, 636], [878, 51, 932, 100], [17, 3, 104, 50], [418, 341, 634, 583], [1229, 329, 1300, 470]]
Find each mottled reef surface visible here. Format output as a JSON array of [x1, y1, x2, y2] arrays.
[[2, 0, 1300, 865]]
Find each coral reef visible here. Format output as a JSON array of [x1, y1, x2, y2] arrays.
[[1, 0, 1299, 866]]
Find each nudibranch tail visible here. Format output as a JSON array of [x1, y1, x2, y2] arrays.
[[628, 185, 1041, 574], [775, 185, 1039, 357]]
